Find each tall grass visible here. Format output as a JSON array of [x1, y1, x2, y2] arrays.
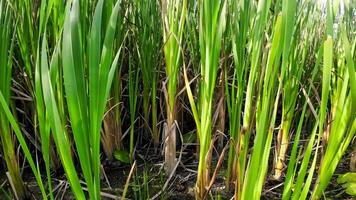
[[196, 0, 226, 197], [0, 92, 47, 199], [63, 0, 123, 197], [225, 0, 273, 196], [273, 0, 298, 180], [102, 1, 125, 160], [161, 0, 187, 174], [236, 1, 272, 196], [40, 0, 124, 198], [134, 0, 162, 147], [128, 36, 140, 159], [311, 1, 356, 197], [0, 2, 47, 197], [225, 0, 250, 190], [241, 13, 283, 199], [13, 0, 36, 86], [183, 0, 226, 198], [34, 1, 61, 199], [0, 3, 26, 198]]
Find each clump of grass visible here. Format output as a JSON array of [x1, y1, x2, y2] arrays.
[[241, 13, 283, 199], [311, 2, 356, 197], [225, 0, 250, 190], [161, 0, 187, 174], [225, 0, 272, 196], [40, 34, 85, 199], [0, 2, 47, 196], [39, 0, 125, 198], [281, 50, 320, 200], [63, 0, 123, 197], [273, 0, 298, 180], [134, 0, 162, 147], [13, 0, 36, 84], [102, 1, 126, 161], [282, 1, 355, 199], [128, 38, 140, 160], [183, 0, 226, 198], [0, 3, 27, 198]]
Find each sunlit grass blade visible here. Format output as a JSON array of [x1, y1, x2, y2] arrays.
[[282, 49, 321, 200], [194, 0, 226, 198], [273, 0, 298, 180], [58, 0, 124, 198], [311, 22, 355, 199], [241, 14, 283, 200], [233, 1, 272, 196]]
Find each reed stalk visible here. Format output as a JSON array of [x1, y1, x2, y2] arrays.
[[161, 0, 187, 174]]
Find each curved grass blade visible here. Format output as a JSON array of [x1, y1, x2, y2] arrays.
[[40, 34, 85, 199], [0, 92, 47, 199]]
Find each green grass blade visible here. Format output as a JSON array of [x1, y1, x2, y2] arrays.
[[40, 34, 86, 199], [0, 91, 47, 199]]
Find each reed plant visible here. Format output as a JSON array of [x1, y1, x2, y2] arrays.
[[241, 13, 283, 199], [0, 2, 47, 197], [236, 0, 272, 194], [225, 0, 250, 189], [183, 0, 226, 198], [282, 1, 355, 199], [102, 1, 125, 160], [311, 1, 356, 197], [34, 1, 62, 199], [0, 3, 27, 198], [133, 0, 162, 147], [281, 56, 321, 200], [128, 39, 140, 159], [0, 90, 47, 200], [39, 0, 124, 198], [224, 0, 272, 196], [63, 0, 123, 197], [273, 0, 299, 180], [281, 48, 321, 200], [161, 0, 187, 174]]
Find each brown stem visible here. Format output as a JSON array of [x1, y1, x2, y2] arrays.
[[102, 100, 122, 160], [273, 120, 290, 180], [351, 144, 356, 172], [164, 110, 176, 175]]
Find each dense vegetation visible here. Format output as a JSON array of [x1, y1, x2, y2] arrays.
[[0, 0, 355, 199]]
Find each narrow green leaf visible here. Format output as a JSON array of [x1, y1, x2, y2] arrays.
[[114, 150, 130, 164]]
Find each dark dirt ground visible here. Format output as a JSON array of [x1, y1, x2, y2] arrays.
[[0, 141, 355, 200]]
